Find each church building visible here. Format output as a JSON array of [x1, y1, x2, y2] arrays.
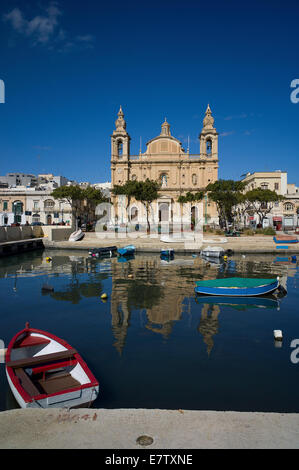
[[110, 105, 219, 227]]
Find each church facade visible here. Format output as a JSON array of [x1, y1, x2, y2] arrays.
[[110, 105, 219, 227]]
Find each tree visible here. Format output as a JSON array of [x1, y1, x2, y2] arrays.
[[133, 179, 160, 234], [243, 188, 285, 226], [111, 180, 140, 223], [52, 185, 84, 228], [82, 186, 108, 225], [177, 191, 204, 231], [205, 180, 246, 229]]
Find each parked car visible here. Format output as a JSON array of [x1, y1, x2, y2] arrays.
[[31, 222, 44, 226]]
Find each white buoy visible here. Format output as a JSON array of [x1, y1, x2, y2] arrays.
[[273, 330, 283, 340]]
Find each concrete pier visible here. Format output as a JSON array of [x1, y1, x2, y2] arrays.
[[0, 238, 44, 257], [0, 408, 298, 449]]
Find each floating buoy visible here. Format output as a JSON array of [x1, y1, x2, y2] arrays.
[[273, 330, 283, 341], [223, 255, 228, 261], [242, 254, 246, 259], [46, 257, 52, 262], [128, 274, 133, 278], [101, 293, 108, 300]]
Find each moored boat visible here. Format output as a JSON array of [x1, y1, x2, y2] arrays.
[[5, 323, 99, 409], [69, 229, 84, 242], [89, 246, 117, 257], [117, 245, 136, 256], [273, 236, 298, 244], [194, 277, 280, 297], [201, 246, 225, 258]]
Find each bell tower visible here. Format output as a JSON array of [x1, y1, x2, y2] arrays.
[[111, 106, 131, 162], [199, 104, 218, 160]]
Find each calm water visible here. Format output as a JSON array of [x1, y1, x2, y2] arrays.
[[0, 249, 299, 412]]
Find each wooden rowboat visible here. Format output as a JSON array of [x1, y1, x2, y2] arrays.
[[89, 246, 117, 257], [69, 229, 84, 242], [194, 277, 280, 297], [273, 236, 298, 244], [5, 324, 99, 409], [117, 245, 136, 256]]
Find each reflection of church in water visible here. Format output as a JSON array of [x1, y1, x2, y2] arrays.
[[108, 256, 220, 356]]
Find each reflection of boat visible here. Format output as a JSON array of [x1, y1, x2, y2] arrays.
[[195, 277, 280, 296], [117, 245, 136, 256], [273, 236, 298, 244], [160, 258, 194, 266], [89, 246, 117, 258], [195, 295, 280, 310], [200, 254, 224, 265], [117, 254, 135, 263], [5, 323, 99, 409], [160, 249, 174, 257], [69, 230, 84, 242], [201, 246, 225, 258]]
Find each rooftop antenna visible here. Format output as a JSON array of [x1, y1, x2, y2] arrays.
[[139, 136, 142, 154], [187, 135, 190, 153]]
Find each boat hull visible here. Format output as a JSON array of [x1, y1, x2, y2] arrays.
[[6, 370, 99, 409], [273, 237, 298, 244], [117, 245, 136, 256], [69, 230, 84, 242], [194, 280, 279, 297], [5, 327, 99, 409]]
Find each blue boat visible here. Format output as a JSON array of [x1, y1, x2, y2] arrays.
[[194, 277, 280, 297], [117, 245, 136, 256], [273, 236, 298, 244], [160, 249, 174, 257]]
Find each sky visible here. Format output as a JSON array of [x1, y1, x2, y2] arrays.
[[0, 0, 298, 184]]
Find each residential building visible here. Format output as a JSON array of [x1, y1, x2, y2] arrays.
[[241, 171, 299, 230], [0, 188, 73, 226]]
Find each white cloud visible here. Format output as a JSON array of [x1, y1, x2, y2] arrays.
[[224, 113, 247, 121], [3, 2, 95, 51], [220, 131, 235, 137]]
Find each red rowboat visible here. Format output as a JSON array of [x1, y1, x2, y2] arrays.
[[5, 323, 99, 409]]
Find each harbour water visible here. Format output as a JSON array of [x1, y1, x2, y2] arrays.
[[0, 250, 298, 412]]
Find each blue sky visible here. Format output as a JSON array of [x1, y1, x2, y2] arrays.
[[0, 0, 298, 184]]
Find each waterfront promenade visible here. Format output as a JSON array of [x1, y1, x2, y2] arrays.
[[0, 408, 298, 449], [44, 232, 299, 254]]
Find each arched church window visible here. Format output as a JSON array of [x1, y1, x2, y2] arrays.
[[117, 141, 123, 158], [131, 174, 137, 181], [192, 174, 197, 185], [206, 139, 212, 155]]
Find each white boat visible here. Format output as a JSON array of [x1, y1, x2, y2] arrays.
[[201, 246, 225, 257], [160, 235, 194, 243], [69, 229, 84, 242], [5, 323, 99, 409]]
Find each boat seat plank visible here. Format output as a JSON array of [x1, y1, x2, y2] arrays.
[[7, 349, 77, 369], [15, 368, 40, 398], [38, 374, 80, 395]]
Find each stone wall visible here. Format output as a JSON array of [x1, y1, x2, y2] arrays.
[[0, 226, 73, 243]]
